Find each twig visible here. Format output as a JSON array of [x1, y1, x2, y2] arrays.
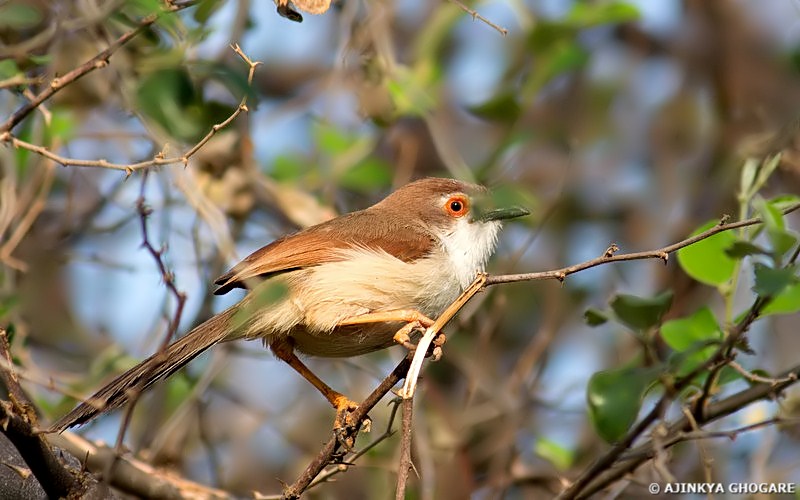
[[728, 361, 799, 386], [401, 273, 487, 398], [282, 357, 412, 499], [395, 397, 415, 499], [110, 170, 189, 459], [555, 269, 790, 499], [0, 1, 197, 134], [302, 398, 404, 491], [573, 363, 800, 498], [0, 44, 260, 175], [691, 242, 800, 421], [447, 0, 508, 36], [484, 202, 800, 286]]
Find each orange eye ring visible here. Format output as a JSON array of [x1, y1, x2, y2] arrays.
[[444, 195, 469, 217]]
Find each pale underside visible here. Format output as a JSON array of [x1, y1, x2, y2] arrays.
[[229, 246, 465, 357]]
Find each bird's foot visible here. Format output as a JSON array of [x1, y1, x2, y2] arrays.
[[332, 395, 368, 451]]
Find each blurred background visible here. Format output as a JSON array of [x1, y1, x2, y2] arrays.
[[1, 0, 800, 497]]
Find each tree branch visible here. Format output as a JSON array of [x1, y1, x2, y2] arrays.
[[484, 203, 800, 286], [1, 43, 259, 175], [0, 330, 80, 498], [574, 362, 800, 499], [0, 1, 197, 134]]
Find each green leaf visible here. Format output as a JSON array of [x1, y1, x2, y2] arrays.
[[194, 0, 223, 23], [769, 194, 800, 211], [753, 263, 798, 297], [339, 158, 392, 193], [725, 241, 769, 259], [739, 158, 759, 201], [164, 374, 193, 414], [587, 365, 657, 443], [753, 155, 782, 195], [194, 60, 256, 103], [0, 60, 20, 80], [5, 324, 16, 345], [754, 198, 797, 258], [662, 307, 724, 379], [0, 295, 20, 319], [467, 92, 521, 122], [45, 109, 76, 143], [27, 54, 52, 66], [387, 67, 436, 116], [677, 221, 737, 286], [755, 197, 785, 231], [661, 307, 721, 352], [271, 154, 310, 182], [610, 291, 673, 332], [525, 42, 589, 94], [0, 3, 42, 29], [314, 122, 355, 156], [534, 438, 574, 471], [136, 68, 202, 141], [584, 308, 609, 326], [763, 282, 800, 316], [567, 2, 640, 26]]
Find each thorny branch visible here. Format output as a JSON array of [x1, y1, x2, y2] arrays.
[[1, 44, 260, 175], [108, 170, 191, 457], [0, 1, 197, 135], [567, 361, 800, 499], [484, 202, 800, 285], [554, 238, 800, 499], [447, 0, 509, 36]]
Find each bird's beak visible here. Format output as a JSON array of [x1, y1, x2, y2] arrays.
[[477, 206, 530, 222]]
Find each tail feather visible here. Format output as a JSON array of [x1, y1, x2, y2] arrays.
[[50, 306, 239, 433]]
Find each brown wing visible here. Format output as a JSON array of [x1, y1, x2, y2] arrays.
[[213, 209, 436, 295]]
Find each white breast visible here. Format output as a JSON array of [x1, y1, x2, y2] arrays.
[[437, 218, 501, 289]]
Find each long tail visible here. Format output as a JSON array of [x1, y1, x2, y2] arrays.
[[50, 306, 239, 432]]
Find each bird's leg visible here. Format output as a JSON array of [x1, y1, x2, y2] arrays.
[[391, 321, 423, 350], [337, 309, 435, 328], [270, 340, 362, 449], [338, 309, 444, 359]]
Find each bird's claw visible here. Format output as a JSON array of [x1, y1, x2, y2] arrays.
[[332, 397, 367, 451]]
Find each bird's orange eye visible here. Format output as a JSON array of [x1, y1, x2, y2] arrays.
[[444, 195, 469, 217]]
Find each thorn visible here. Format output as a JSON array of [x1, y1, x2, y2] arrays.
[[660, 252, 669, 264], [603, 243, 619, 258], [124, 167, 134, 178]]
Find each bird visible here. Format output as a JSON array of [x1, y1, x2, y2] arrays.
[[51, 177, 528, 433]]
